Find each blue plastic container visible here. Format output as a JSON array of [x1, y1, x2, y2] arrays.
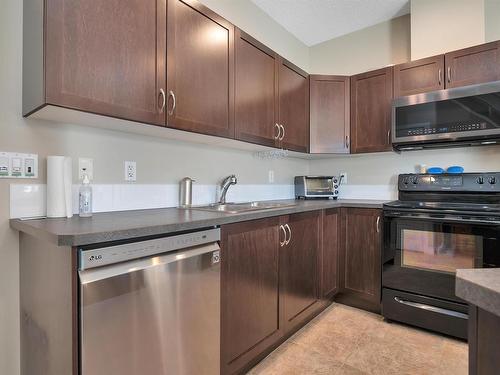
[[447, 166, 464, 174], [427, 167, 445, 174]]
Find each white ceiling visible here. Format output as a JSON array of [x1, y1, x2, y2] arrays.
[[251, 0, 410, 46]]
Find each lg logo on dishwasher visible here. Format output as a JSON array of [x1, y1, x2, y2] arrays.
[[88, 254, 103, 262]]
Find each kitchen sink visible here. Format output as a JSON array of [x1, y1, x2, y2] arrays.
[[186, 201, 297, 214]]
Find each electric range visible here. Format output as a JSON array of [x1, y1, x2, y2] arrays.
[[382, 173, 500, 339]]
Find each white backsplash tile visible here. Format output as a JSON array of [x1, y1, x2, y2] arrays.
[[338, 184, 397, 200], [10, 184, 46, 219], [10, 182, 395, 219]]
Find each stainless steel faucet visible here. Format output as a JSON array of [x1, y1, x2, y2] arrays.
[[219, 175, 237, 204]]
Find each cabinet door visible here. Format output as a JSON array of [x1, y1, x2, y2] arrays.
[[321, 209, 340, 299], [310, 75, 350, 154], [280, 211, 321, 334], [394, 55, 445, 97], [279, 60, 310, 153], [340, 208, 382, 312], [445, 41, 500, 88], [350, 67, 393, 154], [235, 29, 279, 147], [45, 0, 166, 125], [167, 0, 235, 138], [221, 218, 281, 375]]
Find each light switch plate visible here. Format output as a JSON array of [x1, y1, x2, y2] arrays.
[[0, 152, 38, 179]]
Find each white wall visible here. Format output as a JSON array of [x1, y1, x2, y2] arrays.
[[0, 1, 310, 374], [199, 0, 310, 71], [411, 0, 486, 60], [309, 15, 411, 75], [310, 147, 500, 186], [485, 0, 500, 42]]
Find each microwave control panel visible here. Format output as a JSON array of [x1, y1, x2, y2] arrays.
[[403, 122, 488, 137]]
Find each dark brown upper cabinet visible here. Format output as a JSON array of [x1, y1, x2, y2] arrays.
[[394, 55, 445, 97], [350, 67, 393, 154], [278, 60, 310, 153], [310, 75, 350, 153], [321, 209, 340, 300], [221, 218, 282, 375], [338, 208, 382, 313], [25, 0, 167, 125], [394, 42, 500, 97], [445, 41, 500, 89], [166, 0, 235, 138], [234, 29, 279, 147], [279, 211, 321, 335]]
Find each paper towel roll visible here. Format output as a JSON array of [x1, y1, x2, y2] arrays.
[[47, 156, 73, 218]]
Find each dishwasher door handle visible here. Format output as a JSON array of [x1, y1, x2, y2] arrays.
[[79, 242, 220, 284]]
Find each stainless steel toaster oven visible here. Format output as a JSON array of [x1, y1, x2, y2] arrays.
[[294, 176, 340, 199]]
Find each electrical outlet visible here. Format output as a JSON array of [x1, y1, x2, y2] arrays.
[[79, 158, 94, 181], [268, 170, 275, 183], [340, 172, 347, 184], [125, 161, 137, 182]]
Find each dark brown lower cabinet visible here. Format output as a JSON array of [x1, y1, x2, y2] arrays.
[[468, 305, 500, 375], [221, 217, 282, 375], [280, 211, 322, 335], [321, 209, 340, 299], [221, 210, 335, 374], [337, 208, 382, 313]]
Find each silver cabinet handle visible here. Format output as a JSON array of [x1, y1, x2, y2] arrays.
[[274, 123, 281, 140], [168, 90, 176, 116], [394, 297, 468, 319], [279, 225, 286, 247], [447, 66, 451, 83], [438, 68, 442, 86], [284, 224, 291, 245], [159, 89, 166, 113], [376, 216, 380, 233], [279, 125, 285, 141], [387, 129, 391, 145], [345, 135, 349, 149]]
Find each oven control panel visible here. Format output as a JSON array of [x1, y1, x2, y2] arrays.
[[399, 173, 500, 192]]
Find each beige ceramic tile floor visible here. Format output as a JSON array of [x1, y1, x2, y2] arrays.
[[247, 303, 467, 375]]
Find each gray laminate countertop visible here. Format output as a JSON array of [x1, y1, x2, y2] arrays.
[[10, 199, 387, 247], [456, 268, 500, 317]]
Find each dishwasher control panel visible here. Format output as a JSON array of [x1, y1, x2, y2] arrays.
[[79, 228, 221, 270]]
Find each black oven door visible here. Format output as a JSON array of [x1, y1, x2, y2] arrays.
[[383, 211, 500, 303]]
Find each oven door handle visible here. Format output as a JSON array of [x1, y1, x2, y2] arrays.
[[394, 297, 468, 319], [385, 212, 500, 226]]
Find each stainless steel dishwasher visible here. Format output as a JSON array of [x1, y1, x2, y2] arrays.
[[78, 228, 221, 375]]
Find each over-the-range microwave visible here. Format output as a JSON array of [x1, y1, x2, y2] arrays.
[[392, 80, 500, 151]]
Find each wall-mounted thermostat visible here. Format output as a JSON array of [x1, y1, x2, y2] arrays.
[[0, 152, 38, 179]]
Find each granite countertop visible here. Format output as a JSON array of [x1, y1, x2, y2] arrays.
[[456, 268, 500, 317], [10, 199, 387, 247]]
